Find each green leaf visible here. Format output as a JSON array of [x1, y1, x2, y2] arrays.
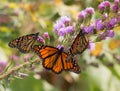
[[10, 76, 44, 91]]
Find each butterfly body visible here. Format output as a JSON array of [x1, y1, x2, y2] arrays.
[[8, 32, 39, 53], [32, 45, 80, 74]]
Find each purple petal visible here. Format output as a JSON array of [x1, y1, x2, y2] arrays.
[[98, 1, 111, 12], [53, 21, 65, 32], [106, 22, 113, 29], [78, 11, 87, 19], [117, 16, 120, 23], [11, 55, 19, 61], [60, 16, 71, 24], [98, 3, 105, 11], [85, 7, 95, 15], [103, 1, 111, 7], [37, 36, 44, 43], [110, 18, 117, 26], [58, 28, 66, 36], [95, 20, 104, 31], [88, 42, 95, 51], [84, 25, 94, 33], [114, 0, 120, 4], [98, 32, 106, 40], [65, 26, 75, 33], [112, 4, 119, 12], [106, 30, 114, 38], [43, 32, 49, 39], [0, 61, 7, 73]]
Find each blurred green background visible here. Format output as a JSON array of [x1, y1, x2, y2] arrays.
[[0, 0, 120, 91]]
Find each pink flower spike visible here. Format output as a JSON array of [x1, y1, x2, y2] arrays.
[[53, 21, 65, 32], [114, 0, 120, 4], [37, 36, 44, 43], [88, 42, 95, 51], [0, 61, 7, 73], [103, 1, 111, 7], [65, 26, 75, 33], [85, 7, 95, 15], [106, 30, 114, 38], [43, 32, 50, 39], [78, 11, 87, 19], [58, 28, 66, 36], [98, 3, 105, 11], [11, 55, 19, 61], [60, 16, 71, 24]]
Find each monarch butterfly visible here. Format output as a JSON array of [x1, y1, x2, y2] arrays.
[[69, 29, 89, 56], [8, 32, 39, 53], [32, 45, 80, 74]]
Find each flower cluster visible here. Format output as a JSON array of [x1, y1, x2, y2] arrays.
[[78, 7, 94, 21], [53, 16, 75, 36], [52, 0, 120, 50], [79, 1, 119, 43]]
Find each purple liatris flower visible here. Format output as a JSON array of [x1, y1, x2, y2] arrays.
[[98, 3, 105, 12], [11, 55, 19, 61], [114, 0, 120, 4], [85, 7, 95, 15], [43, 32, 50, 39], [84, 25, 94, 33], [58, 28, 66, 36], [103, 1, 111, 13], [98, 1, 111, 13], [106, 18, 117, 29], [110, 18, 117, 26], [98, 30, 114, 40], [98, 32, 106, 40], [95, 19, 104, 31], [105, 30, 114, 38], [53, 16, 73, 36], [88, 42, 95, 51], [106, 22, 112, 29], [53, 21, 64, 32], [78, 11, 87, 20], [112, 4, 119, 12], [37, 36, 44, 43], [65, 26, 74, 33], [0, 61, 7, 73], [60, 16, 71, 24], [103, 1, 111, 7], [117, 16, 120, 23]]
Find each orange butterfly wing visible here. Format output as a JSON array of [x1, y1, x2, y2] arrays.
[[33, 45, 80, 74], [70, 60, 81, 73], [8, 32, 39, 53], [70, 30, 89, 55]]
